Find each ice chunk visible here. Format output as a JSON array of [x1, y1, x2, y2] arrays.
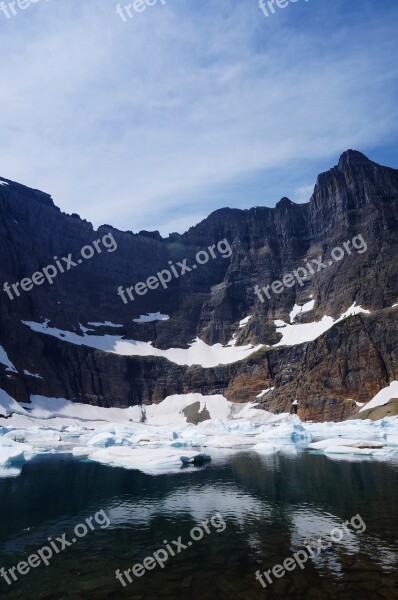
[[0, 466, 22, 478], [3, 428, 61, 444], [251, 442, 277, 454], [0, 445, 25, 465], [180, 453, 211, 464], [88, 447, 210, 475], [86, 432, 118, 448], [324, 445, 389, 456]]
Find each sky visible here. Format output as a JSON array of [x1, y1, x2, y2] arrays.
[[0, 0, 398, 236]]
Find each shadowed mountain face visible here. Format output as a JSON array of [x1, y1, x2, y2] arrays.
[[0, 150, 397, 421]]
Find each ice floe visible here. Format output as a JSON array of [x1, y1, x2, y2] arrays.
[[87, 447, 209, 475], [1, 390, 398, 478]]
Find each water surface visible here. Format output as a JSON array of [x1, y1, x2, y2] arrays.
[[1, 451, 397, 600]]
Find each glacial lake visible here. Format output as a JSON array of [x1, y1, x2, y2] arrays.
[[0, 450, 397, 600]]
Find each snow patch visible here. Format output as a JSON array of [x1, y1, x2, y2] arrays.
[[133, 313, 170, 323], [256, 387, 275, 399], [274, 303, 370, 347], [274, 319, 286, 328], [0, 346, 17, 373], [239, 315, 252, 328], [289, 300, 315, 323], [23, 370, 42, 379], [87, 321, 123, 328]]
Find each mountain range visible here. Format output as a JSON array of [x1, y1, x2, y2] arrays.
[[1, 150, 397, 421]]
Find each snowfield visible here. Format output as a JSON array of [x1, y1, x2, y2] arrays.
[[22, 321, 262, 368], [1, 386, 397, 478], [20, 302, 372, 370], [274, 303, 370, 347]]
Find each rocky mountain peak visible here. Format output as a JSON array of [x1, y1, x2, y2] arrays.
[[337, 149, 371, 169]]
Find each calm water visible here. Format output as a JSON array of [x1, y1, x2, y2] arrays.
[[0, 451, 398, 600]]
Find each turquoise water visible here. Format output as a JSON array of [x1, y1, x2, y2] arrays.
[[0, 451, 397, 599]]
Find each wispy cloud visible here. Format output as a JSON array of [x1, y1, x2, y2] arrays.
[[0, 0, 397, 235], [293, 185, 314, 204]]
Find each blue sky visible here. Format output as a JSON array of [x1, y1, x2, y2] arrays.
[[0, 0, 397, 236]]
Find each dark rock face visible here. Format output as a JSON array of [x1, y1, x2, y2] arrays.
[[0, 150, 397, 421]]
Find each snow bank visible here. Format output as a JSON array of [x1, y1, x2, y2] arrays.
[[0, 389, 28, 417], [359, 381, 398, 413], [20, 395, 137, 423]]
